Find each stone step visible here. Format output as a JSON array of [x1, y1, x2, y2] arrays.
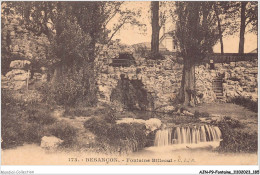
[[213, 87, 223, 90], [212, 81, 222, 84], [213, 79, 223, 81], [212, 85, 223, 89], [215, 92, 223, 96], [213, 89, 223, 93]]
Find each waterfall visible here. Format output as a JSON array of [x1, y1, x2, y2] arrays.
[[154, 125, 222, 146]]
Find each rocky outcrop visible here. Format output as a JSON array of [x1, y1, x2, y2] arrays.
[[97, 55, 257, 111], [196, 60, 258, 102], [97, 56, 182, 112], [116, 118, 162, 132], [3, 60, 31, 90]]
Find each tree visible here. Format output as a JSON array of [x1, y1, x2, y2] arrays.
[[219, 1, 257, 53], [4, 2, 143, 106], [175, 2, 218, 106], [238, 2, 247, 54], [1, 3, 13, 75], [151, 1, 160, 55], [213, 2, 224, 54], [238, 1, 257, 53]]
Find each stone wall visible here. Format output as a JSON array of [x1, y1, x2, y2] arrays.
[[196, 60, 258, 103], [97, 56, 258, 112], [97, 56, 183, 112]]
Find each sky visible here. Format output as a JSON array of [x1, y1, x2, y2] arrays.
[[108, 1, 257, 53]]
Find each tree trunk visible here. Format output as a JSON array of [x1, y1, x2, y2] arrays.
[[239, 2, 247, 54], [82, 61, 97, 106], [81, 35, 97, 106], [151, 1, 160, 55], [214, 4, 224, 54], [178, 58, 195, 106]]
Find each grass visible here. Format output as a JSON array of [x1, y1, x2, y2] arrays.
[[229, 96, 258, 113], [193, 111, 210, 118], [167, 115, 201, 125], [1, 89, 78, 149]]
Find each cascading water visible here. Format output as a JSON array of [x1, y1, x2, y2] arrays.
[[154, 125, 222, 147]]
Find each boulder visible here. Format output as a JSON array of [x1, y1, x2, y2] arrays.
[[145, 118, 162, 131], [116, 118, 162, 132], [10, 60, 31, 69], [40, 136, 64, 150]]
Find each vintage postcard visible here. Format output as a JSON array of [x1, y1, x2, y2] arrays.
[[1, 1, 258, 174]]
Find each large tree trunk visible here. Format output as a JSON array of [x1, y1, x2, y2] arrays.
[[81, 35, 98, 106], [178, 58, 195, 106], [82, 61, 97, 106], [214, 4, 224, 54], [238, 2, 247, 54], [151, 1, 160, 55]]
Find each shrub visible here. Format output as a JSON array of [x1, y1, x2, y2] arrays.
[[217, 118, 257, 153], [217, 116, 243, 128], [194, 111, 210, 118], [38, 71, 85, 106], [1, 90, 56, 148], [168, 115, 201, 125], [48, 120, 78, 147], [84, 117, 111, 136], [27, 108, 56, 125], [1, 110, 24, 148], [229, 96, 257, 113], [84, 116, 147, 154], [22, 123, 46, 144]]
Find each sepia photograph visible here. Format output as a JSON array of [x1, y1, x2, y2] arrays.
[[1, 0, 258, 173]]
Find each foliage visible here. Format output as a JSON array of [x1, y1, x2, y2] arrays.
[[133, 45, 149, 58], [1, 90, 56, 149], [175, 2, 219, 105], [217, 117, 257, 153], [194, 111, 210, 118], [175, 2, 219, 61], [217, 116, 243, 128], [220, 1, 258, 35], [84, 116, 147, 154], [47, 120, 78, 147], [168, 115, 201, 125], [229, 96, 258, 113], [39, 71, 85, 106]]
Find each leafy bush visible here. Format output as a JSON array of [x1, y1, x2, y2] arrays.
[[168, 115, 201, 125], [39, 71, 84, 106], [194, 111, 210, 118], [1, 90, 57, 149], [229, 96, 257, 113], [47, 120, 78, 147], [84, 117, 111, 136], [217, 116, 243, 128], [2, 109, 24, 148], [27, 108, 56, 125], [84, 116, 147, 154], [217, 117, 257, 153]]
